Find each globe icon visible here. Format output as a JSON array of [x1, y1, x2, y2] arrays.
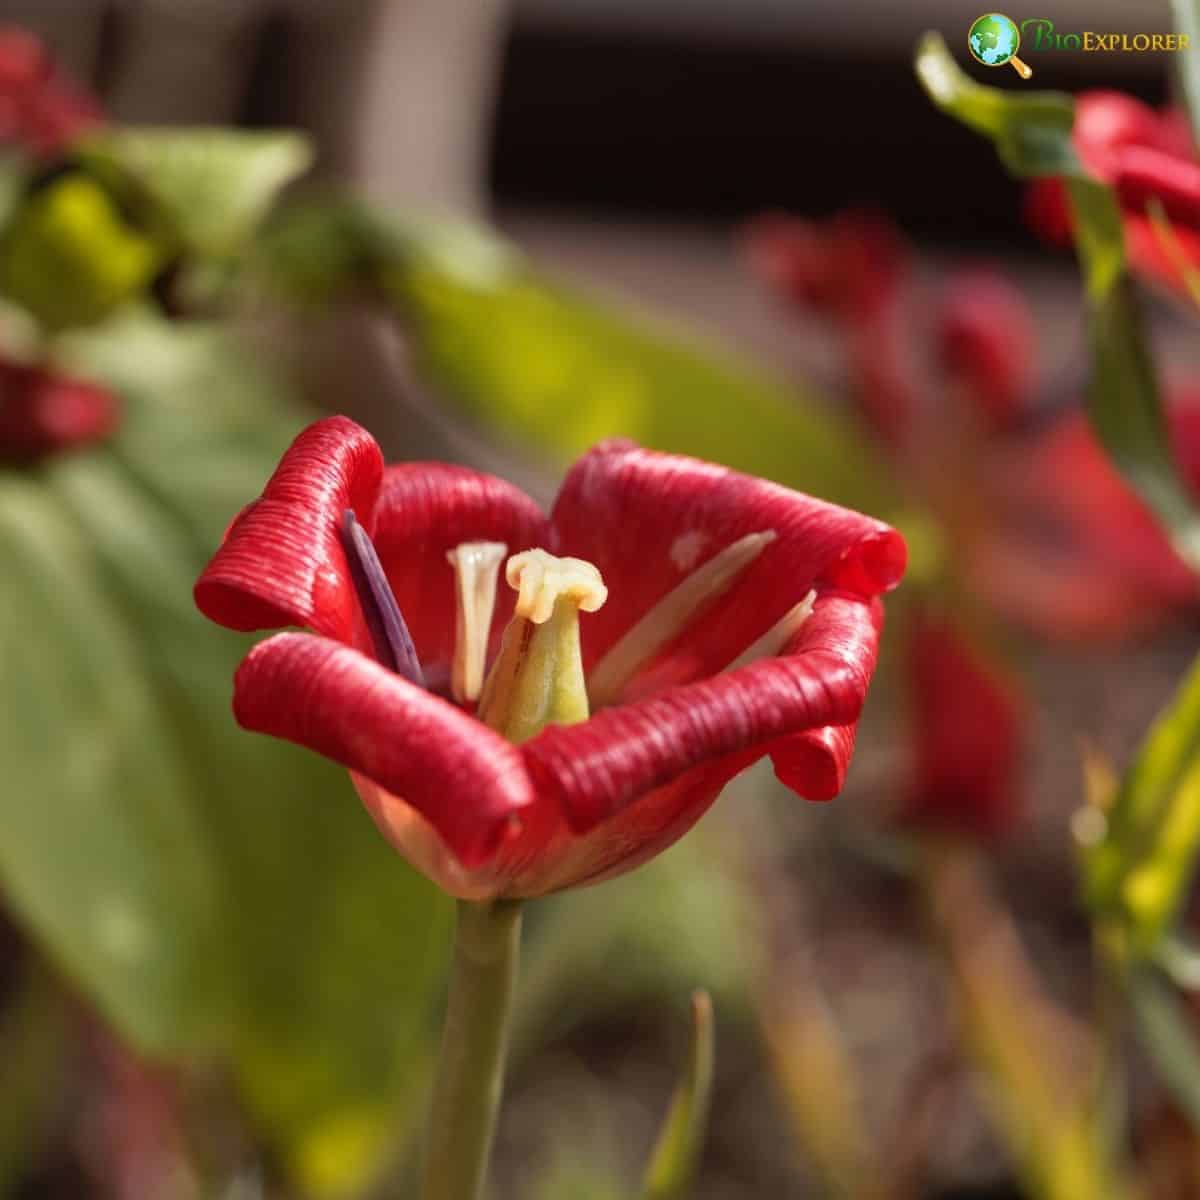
[[967, 13, 1033, 78]]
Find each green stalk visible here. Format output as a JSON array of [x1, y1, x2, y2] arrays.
[[419, 898, 523, 1200]]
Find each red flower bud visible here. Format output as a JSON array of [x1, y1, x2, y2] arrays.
[[0, 27, 101, 159], [0, 357, 117, 461], [934, 267, 1035, 430]]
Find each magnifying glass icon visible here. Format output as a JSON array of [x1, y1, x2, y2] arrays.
[[968, 13, 1033, 79]]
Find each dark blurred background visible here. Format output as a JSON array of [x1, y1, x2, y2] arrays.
[[0, 0, 1179, 238]]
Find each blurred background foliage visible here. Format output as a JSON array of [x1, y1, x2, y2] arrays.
[[8, 2, 1200, 1199]]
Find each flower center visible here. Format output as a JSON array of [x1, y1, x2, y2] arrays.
[[476, 549, 607, 743]]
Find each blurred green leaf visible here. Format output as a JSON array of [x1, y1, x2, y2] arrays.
[[915, 31, 1200, 570], [79, 128, 312, 257], [0, 966, 69, 1197], [0, 173, 164, 330], [1129, 967, 1200, 1126], [531, 1162, 628, 1200], [642, 991, 714, 1200], [0, 313, 453, 1195], [391, 230, 897, 518], [0, 468, 226, 1052], [1172, 1, 1200, 143], [1156, 934, 1200, 990], [261, 204, 901, 521], [513, 832, 756, 1063], [1084, 653, 1200, 954], [0, 150, 29, 232]]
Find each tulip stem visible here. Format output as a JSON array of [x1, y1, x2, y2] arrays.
[[419, 897, 523, 1200]]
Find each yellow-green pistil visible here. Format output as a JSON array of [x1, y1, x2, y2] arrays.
[[476, 549, 607, 743]]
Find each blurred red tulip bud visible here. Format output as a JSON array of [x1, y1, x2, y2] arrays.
[[934, 267, 1035, 430], [0, 357, 118, 461]]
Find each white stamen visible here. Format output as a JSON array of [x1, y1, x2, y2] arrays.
[[446, 541, 508, 702], [506, 548, 607, 625], [723, 590, 816, 672], [588, 529, 777, 707]]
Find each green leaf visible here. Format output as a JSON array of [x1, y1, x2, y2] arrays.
[[1156, 934, 1200, 990], [1129, 968, 1200, 1126], [0, 174, 164, 330], [1084, 653, 1200, 953], [21, 313, 453, 1195], [0, 469, 226, 1053], [642, 991, 715, 1200], [915, 31, 1200, 570], [0, 150, 30, 232], [1172, 1, 1200, 144], [79, 128, 313, 257]]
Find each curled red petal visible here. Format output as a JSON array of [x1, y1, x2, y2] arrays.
[[550, 440, 904, 688], [769, 723, 858, 802], [522, 590, 883, 834], [371, 463, 548, 675], [195, 416, 382, 643], [513, 751, 760, 895], [232, 632, 536, 867]]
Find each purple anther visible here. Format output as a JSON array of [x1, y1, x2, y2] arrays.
[[340, 509, 425, 687]]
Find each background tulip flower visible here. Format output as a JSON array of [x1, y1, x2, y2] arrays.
[[0, 356, 118, 461], [745, 207, 1200, 639], [1025, 91, 1200, 298], [195, 416, 905, 900]]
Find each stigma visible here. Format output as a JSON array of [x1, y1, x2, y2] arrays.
[[505, 548, 608, 625], [477, 549, 607, 742]]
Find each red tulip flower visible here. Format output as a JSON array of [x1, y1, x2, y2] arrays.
[[0, 356, 118, 461], [1026, 91, 1200, 297], [195, 417, 905, 899], [0, 27, 101, 159]]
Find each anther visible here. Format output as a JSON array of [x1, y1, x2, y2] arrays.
[[341, 509, 424, 686], [723, 590, 816, 672], [587, 530, 776, 706], [446, 541, 508, 703]]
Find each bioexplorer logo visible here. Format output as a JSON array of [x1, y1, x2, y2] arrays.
[[967, 12, 1192, 81]]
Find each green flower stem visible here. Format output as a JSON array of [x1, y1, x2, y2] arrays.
[[419, 897, 523, 1200]]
